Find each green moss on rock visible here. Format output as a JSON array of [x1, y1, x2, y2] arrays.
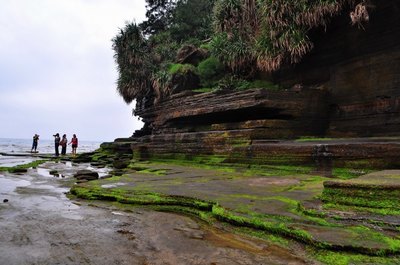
[[0, 159, 48, 173], [322, 181, 400, 210]]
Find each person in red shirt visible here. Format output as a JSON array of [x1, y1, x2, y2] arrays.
[[68, 134, 78, 156]]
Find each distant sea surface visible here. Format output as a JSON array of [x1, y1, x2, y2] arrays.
[[0, 138, 102, 167]]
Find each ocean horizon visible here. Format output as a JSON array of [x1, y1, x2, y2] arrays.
[[0, 137, 102, 154]]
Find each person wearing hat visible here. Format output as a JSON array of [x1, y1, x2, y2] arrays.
[[53, 133, 60, 157]]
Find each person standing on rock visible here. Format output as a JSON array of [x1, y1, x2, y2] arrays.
[[69, 134, 78, 156], [31, 134, 39, 153], [53, 133, 60, 157], [60, 134, 68, 155]]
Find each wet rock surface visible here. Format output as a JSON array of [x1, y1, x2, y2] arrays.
[[73, 169, 99, 181], [71, 158, 400, 261], [0, 161, 312, 265]]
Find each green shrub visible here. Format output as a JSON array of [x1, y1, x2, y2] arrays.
[[197, 57, 224, 87], [199, 43, 211, 51], [168, 64, 197, 75], [215, 75, 280, 91], [216, 75, 248, 90]]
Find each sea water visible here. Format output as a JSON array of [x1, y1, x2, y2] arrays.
[[0, 138, 102, 167]]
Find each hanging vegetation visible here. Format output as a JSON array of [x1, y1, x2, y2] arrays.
[[211, 0, 258, 76], [212, 0, 364, 72], [350, 1, 371, 29], [112, 0, 371, 104], [112, 23, 152, 104]]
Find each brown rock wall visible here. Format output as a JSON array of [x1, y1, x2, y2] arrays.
[[327, 50, 400, 136], [135, 89, 328, 137], [275, 1, 400, 136], [126, 1, 400, 168]]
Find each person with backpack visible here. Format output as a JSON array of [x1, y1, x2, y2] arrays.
[[68, 134, 78, 156], [60, 134, 68, 155]]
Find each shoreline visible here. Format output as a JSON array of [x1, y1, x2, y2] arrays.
[[2, 141, 400, 263], [0, 158, 300, 264]]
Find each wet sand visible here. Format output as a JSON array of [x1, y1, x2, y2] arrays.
[[0, 161, 310, 265]]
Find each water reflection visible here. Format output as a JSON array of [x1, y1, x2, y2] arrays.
[[36, 168, 65, 178], [0, 177, 31, 195]]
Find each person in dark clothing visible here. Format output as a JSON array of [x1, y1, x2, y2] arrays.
[[60, 134, 68, 155], [53, 133, 60, 157], [31, 134, 39, 153]]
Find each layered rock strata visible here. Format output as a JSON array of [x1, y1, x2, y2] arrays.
[[276, 1, 400, 136], [115, 1, 400, 171]]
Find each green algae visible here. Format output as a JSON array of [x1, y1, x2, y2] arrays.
[[138, 168, 167, 175], [321, 185, 400, 210], [70, 185, 213, 210], [232, 195, 335, 227], [70, 180, 400, 256], [243, 164, 314, 177], [314, 249, 400, 265], [237, 227, 290, 247], [323, 203, 400, 216], [148, 156, 236, 173], [348, 226, 400, 255], [228, 195, 335, 227], [211, 204, 323, 247], [332, 168, 372, 179], [126, 163, 168, 175], [66, 148, 400, 259], [0, 159, 48, 173], [91, 150, 111, 162]]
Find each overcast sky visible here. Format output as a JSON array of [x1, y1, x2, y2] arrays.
[[0, 0, 146, 141]]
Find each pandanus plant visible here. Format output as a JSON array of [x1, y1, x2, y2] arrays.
[[212, 0, 365, 73], [211, 0, 258, 76], [112, 23, 152, 104]]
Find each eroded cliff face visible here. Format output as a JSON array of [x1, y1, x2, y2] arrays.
[[132, 88, 328, 161], [136, 89, 328, 137], [128, 1, 400, 164], [276, 1, 400, 137]]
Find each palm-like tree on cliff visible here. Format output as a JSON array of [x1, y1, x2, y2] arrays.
[[112, 23, 152, 104], [112, 0, 370, 104], [212, 0, 370, 73]]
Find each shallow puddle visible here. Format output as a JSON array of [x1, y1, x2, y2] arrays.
[[101, 182, 127, 188], [0, 155, 38, 167], [0, 177, 30, 195]]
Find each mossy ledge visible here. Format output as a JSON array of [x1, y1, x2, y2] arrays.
[[0, 159, 48, 173], [70, 184, 400, 256], [322, 181, 400, 210], [70, 186, 212, 210]]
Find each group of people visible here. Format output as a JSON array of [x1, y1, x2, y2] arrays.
[[53, 133, 78, 157], [31, 133, 78, 156]]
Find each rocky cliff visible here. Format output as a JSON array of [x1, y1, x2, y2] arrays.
[[276, 1, 400, 137], [122, 1, 400, 167]]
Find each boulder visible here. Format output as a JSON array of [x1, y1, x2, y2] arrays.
[[169, 68, 200, 94], [176, 45, 208, 66], [73, 170, 99, 181], [113, 159, 130, 169]]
